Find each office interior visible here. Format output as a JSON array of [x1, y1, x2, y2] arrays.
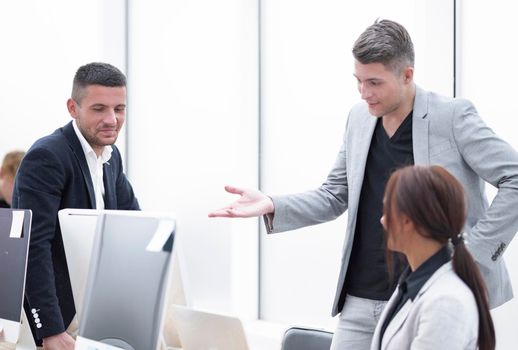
[[1, 0, 517, 349]]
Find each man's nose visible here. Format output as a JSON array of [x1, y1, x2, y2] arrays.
[[359, 83, 371, 100], [103, 109, 117, 125]]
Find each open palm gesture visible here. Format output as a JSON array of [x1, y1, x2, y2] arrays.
[[208, 185, 274, 218]]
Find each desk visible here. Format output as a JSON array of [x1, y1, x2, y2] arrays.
[[0, 343, 14, 350], [243, 320, 287, 350]]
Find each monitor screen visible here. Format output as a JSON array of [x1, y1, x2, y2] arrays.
[[78, 211, 175, 350], [0, 208, 32, 343]]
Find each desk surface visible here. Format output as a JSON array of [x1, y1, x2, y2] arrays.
[[243, 320, 287, 350]]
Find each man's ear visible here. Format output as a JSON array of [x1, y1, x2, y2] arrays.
[[403, 66, 414, 83], [67, 98, 78, 119]]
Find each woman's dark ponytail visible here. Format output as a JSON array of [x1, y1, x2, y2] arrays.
[[451, 238, 495, 350]]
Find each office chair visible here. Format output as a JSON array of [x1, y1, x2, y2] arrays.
[[281, 326, 333, 350]]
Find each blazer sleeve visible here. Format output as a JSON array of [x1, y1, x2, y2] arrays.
[[12, 147, 68, 337], [266, 124, 349, 233], [452, 99, 518, 266]]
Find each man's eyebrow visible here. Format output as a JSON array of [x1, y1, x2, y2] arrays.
[[353, 75, 383, 82], [88, 103, 127, 108]]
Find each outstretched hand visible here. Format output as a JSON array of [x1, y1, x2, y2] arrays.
[[208, 185, 274, 218]]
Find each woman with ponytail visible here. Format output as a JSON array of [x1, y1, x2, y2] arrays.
[[370, 165, 495, 350]]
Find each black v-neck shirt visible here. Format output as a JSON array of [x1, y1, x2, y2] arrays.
[[344, 112, 414, 300]]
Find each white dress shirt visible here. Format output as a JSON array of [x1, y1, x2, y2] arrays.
[[72, 120, 112, 209]]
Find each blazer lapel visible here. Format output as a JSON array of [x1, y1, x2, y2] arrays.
[[103, 160, 116, 209], [371, 289, 401, 350], [62, 122, 96, 208], [349, 112, 377, 207], [412, 86, 430, 165], [381, 300, 414, 350], [380, 263, 453, 350]]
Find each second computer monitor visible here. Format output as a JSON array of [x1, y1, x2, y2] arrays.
[[78, 211, 175, 350]]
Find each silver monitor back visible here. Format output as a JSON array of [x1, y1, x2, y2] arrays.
[[78, 211, 175, 350]]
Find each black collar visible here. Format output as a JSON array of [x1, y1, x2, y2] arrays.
[[398, 245, 451, 301]]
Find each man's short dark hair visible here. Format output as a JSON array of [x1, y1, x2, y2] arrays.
[[72, 62, 127, 103], [352, 19, 414, 73]]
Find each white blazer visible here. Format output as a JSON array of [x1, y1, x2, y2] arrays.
[[370, 262, 479, 350]]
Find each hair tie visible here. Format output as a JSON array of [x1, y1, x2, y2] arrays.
[[451, 233, 465, 246]]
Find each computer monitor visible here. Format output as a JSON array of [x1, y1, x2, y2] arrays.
[[0, 208, 32, 344], [59, 209, 191, 328], [78, 211, 175, 350]]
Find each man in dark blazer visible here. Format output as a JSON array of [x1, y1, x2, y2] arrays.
[[12, 62, 140, 349]]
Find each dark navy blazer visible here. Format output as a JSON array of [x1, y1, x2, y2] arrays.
[[12, 121, 140, 342]]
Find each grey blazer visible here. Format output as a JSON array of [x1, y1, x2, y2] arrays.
[[268, 86, 518, 315], [370, 263, 478, 350]]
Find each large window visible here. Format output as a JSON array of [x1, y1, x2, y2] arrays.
[[127, 0, 259, 318], [259, 0, 454, 328], [457, 3, 518, 349], [0, 0, 126, 158]]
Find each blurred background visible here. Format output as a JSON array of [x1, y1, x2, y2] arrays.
[[1, 1, 516, 348]]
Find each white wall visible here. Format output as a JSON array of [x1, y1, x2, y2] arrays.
[[126, 0, 259, 318], [0, 0, 127, 159], [259, 0, 453, 328], [457, 1, 518, 349]]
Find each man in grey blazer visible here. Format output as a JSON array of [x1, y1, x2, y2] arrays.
[[209, 19, 518, 349]]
